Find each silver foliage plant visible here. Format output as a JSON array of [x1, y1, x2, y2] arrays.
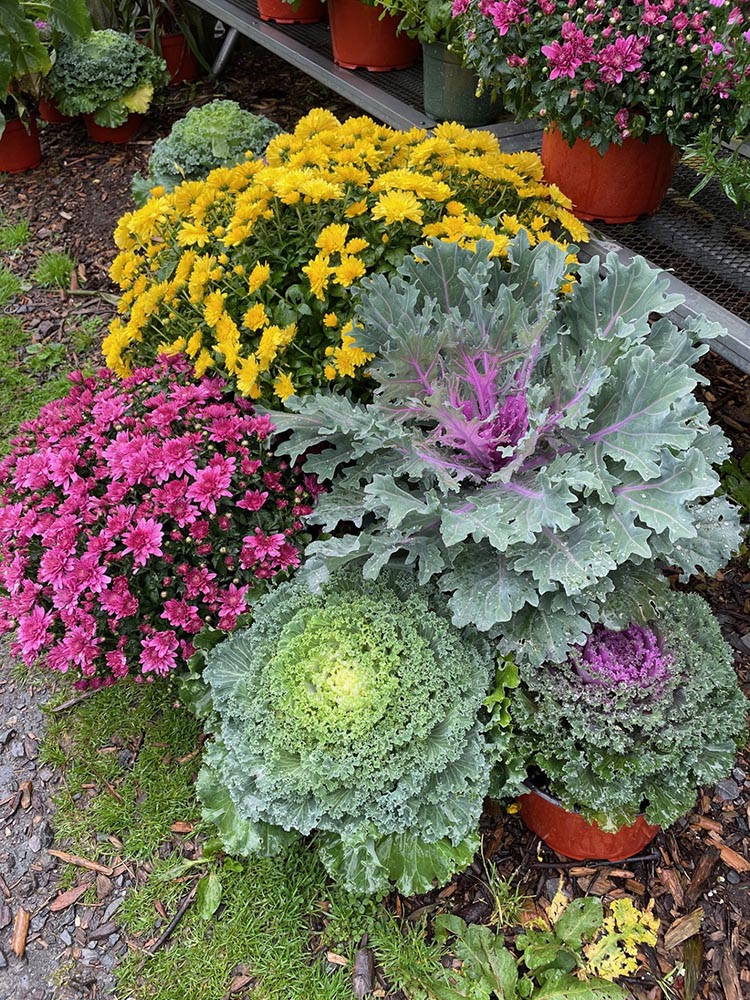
[[268, 235, 741, 665]]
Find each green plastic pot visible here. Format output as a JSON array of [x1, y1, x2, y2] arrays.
[[421, 41, 495, 126]]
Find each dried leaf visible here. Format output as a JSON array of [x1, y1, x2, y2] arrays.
[[170, 821, 194, 834], [50, 883, 91, 912], [154, 899, 168, 920], [19, 781, 32, 809], [229, 974, 254, 992], [11, 908, 30, 957], [326, 951, 348, 967], [664, 908, 704, 951]]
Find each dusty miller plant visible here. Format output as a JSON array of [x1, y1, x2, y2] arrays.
[[268, 236, 741, 665]]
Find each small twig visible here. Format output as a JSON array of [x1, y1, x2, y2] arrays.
[[48, 688, 102, 713], [47, 849, 114, 876], [146, 884, 198, 955], [11, 908, 30, 958], [530, 852, 660, 869]]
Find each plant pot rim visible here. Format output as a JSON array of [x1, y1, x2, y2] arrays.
[[522, 782, 649, 820]]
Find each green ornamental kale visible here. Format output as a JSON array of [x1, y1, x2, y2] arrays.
[[47, 29, 166, 127], [267, 235, 741, 665], [132, 100, 283, 206], [196, 567, 498, 896], [504, 591, 748, 831]]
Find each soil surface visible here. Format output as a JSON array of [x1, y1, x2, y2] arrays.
[[0, 37, 749, 1000]]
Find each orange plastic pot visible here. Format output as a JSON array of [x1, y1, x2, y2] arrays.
[[518, 787, 660, 862], [38, 97, 75, 124], [0, 117, 42, 173], [328, 0, 419, 71], [257, 0, 326, 23], [541, 126, 679, 224], [160, 32, 200, 85], [83, 114, 143, 144]]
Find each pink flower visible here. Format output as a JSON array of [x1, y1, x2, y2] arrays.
[[237, 489, 269, 512], [161, 598, 203, 633], [17, 606, 55, 658], [140, 630, 179, 676], [597, 34, 645, 84], [99, 578, 139, 620], [121, 517, 164, 567], [186, 455, 236, 514], [541, 39, 582, 78]]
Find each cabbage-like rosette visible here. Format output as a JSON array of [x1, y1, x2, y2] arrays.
[[196, 567, 496, 895]]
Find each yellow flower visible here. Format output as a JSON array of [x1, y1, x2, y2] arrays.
[[345, 237, 369, 254], [323, 312, 339, 328], [236, 354, 260, 397], [186, 330, 203, 358], [324, 364, 337, 380], [174, 249, 198, 284], [330, 333, 374, 378], [157, 336, 187, 357], [177, 221, 211, 248], [302, 252, 333, 300], [248, 261, 271, 293], [243, 303, 269, 331], [273, 371, 296, 402], [203, 290, 227, 327], [344, 199, 368, 218], [334, 254, 366, 288], [371, 190, 423, 226], [193, 348, 214, 378], [316, 223, 349, 255]]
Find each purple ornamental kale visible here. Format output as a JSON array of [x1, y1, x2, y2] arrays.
[[478, 392, 529, 470], [573, 623, 673, 688]]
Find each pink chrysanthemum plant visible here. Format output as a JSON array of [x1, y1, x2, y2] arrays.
[[0, 358, 323, 688], [453, 0, 750, 167]]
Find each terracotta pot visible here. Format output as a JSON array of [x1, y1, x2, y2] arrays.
[[160, 32, 200, 85], [37, 97, 75, 124], [83, 114, 143, 145], [328, 0, 419, 71], [518, 787, 660, 862], [541, 126, 679, 225], [257, 0, 327, 23], [0, 116, 42, 173]]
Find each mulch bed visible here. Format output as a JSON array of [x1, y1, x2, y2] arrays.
[[0, 39, 748, 1000]]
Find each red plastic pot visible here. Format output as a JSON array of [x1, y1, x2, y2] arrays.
[[257, 0, 327, 23], [37, 97, 75, 124], [541, 126, 679, 225], [83, 114, 143, 145], [328, 0, 419, 71], [160, 32, 200, 85], [518, 787, 660, 862], [0, 117, 42, 173]]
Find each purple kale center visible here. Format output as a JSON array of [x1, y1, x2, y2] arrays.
[[574, 622, 673, 688]]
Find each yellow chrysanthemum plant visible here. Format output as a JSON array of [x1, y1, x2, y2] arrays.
[[105, 108, 588, 406]]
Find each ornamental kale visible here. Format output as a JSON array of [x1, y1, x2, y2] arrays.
[[574, 623, 672, 688], [0, 358, 321, 686], [195, 567, 498, 896], [131, 100, 283, 207], [504, 590, 748, 830], [47, 29, 166, 127], [267, 235, 741, 665]]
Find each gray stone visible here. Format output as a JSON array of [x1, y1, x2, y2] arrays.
[[9, 740, 25, 759], [727, 870, 740, 884], [59, 929, 72, 947], [28, 834, 43, 854], [733, 767, 746, 783], [715, 778, 740, 801], [0, 949, 6, 969]]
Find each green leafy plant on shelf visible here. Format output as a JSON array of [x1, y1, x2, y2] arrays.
[[46, 28, 166, 127], [0, 0, 91, 135], [131, 99, 283, 206], [268, 235, 741, 665]]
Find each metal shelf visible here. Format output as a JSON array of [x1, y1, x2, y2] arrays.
[[190, 0, 750, 372]]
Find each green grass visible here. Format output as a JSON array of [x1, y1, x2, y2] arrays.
[[0, 262, 23, 307], [31, 250, 77, 289], [0, 213, 31, 251], [39, 678, 204, 860], [69, 314, 103, 354], [116, 850, 354, 1000], [0, 316, 71, 450], [370, 915, 448, 1000]]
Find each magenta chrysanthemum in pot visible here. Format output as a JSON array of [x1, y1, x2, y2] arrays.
[[0, 358, 322, 687]]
